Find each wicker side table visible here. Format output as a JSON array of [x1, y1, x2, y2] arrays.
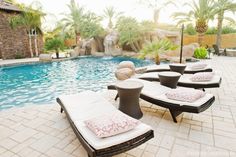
[[115, 80, 144, 119], [158, 71, 181, 88], [169, 63, 187, 74]]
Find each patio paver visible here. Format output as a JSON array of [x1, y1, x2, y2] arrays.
[[1, 56, 236, 157]]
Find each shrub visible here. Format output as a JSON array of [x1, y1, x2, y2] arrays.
[[184, 24, 196, 35], [194, 47, 208, 59], [14, 52, 24, 59]]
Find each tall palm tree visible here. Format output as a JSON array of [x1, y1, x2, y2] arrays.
[[103, 6, 122, 29], [10, 3, 43, 57], [62, 0, 84, 45], [139, 0, 175, 25], [172, 0, 215, 45], [214, 0, 236, 47]]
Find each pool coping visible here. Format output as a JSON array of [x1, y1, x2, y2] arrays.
[[0, 56, 80, 68]]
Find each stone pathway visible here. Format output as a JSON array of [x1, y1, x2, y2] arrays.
[[1, 56, 236, 157], [0, 58, 39, 67]]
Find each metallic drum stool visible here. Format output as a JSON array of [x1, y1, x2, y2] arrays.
[[115, 80, 144, 119]]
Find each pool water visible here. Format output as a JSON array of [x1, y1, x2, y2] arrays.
[[0, 56, 153, 110]]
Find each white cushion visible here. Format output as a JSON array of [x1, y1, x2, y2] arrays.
[[165, 88, 205, 102], [127, 78, 214, 107], [190, 72, 214, 82], [58, 91, 152, 150]]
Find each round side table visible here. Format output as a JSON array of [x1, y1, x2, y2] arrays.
[[169, 63, 186, 74], [115, 80, 144, 119], [158, 71, 181, 88]]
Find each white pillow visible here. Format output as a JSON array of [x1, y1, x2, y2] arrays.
[[84, 112, 140, 138], [190, 72, 214, 82], [165, 88, 205, 102], [189, 63, 208, 70]]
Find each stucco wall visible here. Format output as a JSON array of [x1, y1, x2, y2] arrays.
[[184, 34, 236, 48]]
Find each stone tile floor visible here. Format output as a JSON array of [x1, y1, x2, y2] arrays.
[[1, 56, 236, 157]]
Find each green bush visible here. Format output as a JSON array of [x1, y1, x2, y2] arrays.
[[184, 24, 196, 35], [222, 26, 236, 34], [14, 52, 24, 59], [194, 47, 208, 59], [205, 27, 217, 34]]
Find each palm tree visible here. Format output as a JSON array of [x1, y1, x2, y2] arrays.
[[62, 0, 84, 45], [172, 0, 215, 45], [103, 6, 122, 30], [10, 3, 43, 57], [139, 0, 175, 25], [214, 0, 236, 47]]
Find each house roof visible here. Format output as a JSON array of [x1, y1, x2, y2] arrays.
[[0, 0, 21, 12]]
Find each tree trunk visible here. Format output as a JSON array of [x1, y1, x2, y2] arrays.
[[216, 12, 224, 48], [130, 43, 138, 52], [34, 28, 39, 56], [28, 30, 33, 57], [76, 32, 81, 46], [197, 33, 204, 46], [155, 54, 160, 65], [56, 49, 59, 59]]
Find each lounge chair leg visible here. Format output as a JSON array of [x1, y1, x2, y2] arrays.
[[60, 107, 64, 113], [169, 109, 182, 123], [115, 94, 119, 101], [202, 88, 205, 92]]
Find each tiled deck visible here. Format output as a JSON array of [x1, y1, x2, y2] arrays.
[[1, 56, 236, 157]]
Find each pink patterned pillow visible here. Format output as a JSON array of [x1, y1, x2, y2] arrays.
[[190, 72, 214, 82], [165, 88, 205, 102], [84, 112, 140, 138], [190, 63, 208, 70]]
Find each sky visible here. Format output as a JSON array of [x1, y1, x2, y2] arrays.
[[17, 0, 236, 31]]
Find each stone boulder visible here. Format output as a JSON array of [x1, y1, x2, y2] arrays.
[[71, 46, 80, 57], [39, 54, 52, 61], [164, 43, 200, 59], [117, 61, 135, 75], [115, 68, 133, 80], [104, 31, 119, 56]]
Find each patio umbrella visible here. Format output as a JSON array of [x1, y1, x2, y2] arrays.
[[180, 24, 184, 63]]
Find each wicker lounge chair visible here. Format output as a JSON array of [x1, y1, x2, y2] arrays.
[[56, 91, 154, 157], [108, 79, 215, 123], [212, 44, 226, 56], [145, 64, 213, 74], [137, 72, 221, 90]]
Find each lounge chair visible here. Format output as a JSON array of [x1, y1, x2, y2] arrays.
[[137, 72, 221, 90], [212, 44, 226, 56], [145, 63, 213, 74], [108, 79, 215, 123], [56, 91, 154, 157]]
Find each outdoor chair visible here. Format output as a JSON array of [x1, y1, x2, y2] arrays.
[[56, 91, 154, 157], [136, 72, 221, 91], [145, 63, 213, 74], [108, 78, 215, 123], [212, 44, 227, 56]]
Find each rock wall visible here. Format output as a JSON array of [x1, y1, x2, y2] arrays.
[[0, 10, 43, 59]]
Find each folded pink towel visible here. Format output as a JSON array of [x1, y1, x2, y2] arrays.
[[165, 88, 205, 102]]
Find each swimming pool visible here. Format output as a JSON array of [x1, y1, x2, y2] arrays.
[[0, 56, 153, 110]]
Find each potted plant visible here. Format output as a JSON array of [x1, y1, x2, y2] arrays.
[[139, 39, 178, 64]]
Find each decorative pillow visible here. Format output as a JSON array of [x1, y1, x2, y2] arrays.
[[189, 63, 208, 70], [84, 112, 140, 138], [165, 88, 205, 102], [190, 72, 214, 82]]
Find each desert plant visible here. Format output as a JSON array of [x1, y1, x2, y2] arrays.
[[139, 39, 178, 64], [194, 47, 208, 59], [44, 38, 65, 59], [172, 0, 216, 45], [116, 16, 142, 52]]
